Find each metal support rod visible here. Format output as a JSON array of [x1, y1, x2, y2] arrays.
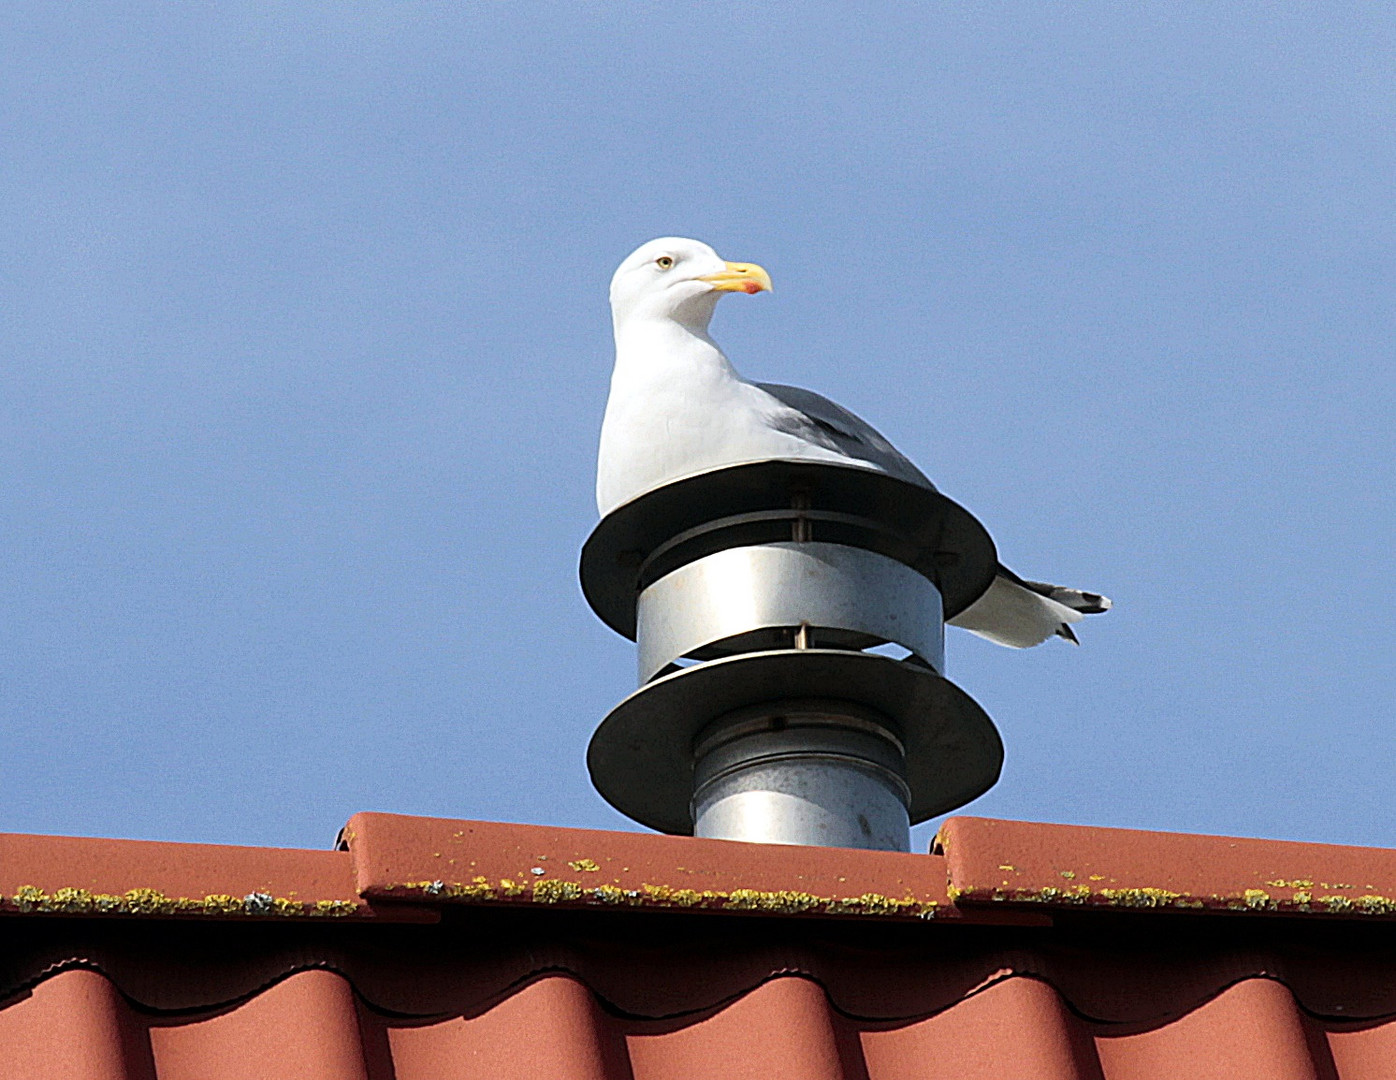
[[792, 491, 813, 543]]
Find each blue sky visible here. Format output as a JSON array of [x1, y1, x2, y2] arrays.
[[3, 3, 1393, 852]]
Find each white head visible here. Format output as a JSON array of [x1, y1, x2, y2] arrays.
[[609, 237, 772, 335]]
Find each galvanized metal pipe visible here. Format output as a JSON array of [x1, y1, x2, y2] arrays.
[[689, 703, 912, 851]]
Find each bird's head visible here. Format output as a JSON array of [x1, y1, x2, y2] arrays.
[[609, 237, 771, 334]]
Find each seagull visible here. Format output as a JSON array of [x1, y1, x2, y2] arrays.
[[597, 237, 1111, 647]]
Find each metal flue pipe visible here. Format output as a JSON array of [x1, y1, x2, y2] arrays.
[[690, 703, 913, 850]]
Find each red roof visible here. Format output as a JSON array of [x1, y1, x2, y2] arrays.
[[4, 813, 1396, 1078]]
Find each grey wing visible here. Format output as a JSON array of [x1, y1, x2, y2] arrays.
[[755, 382, 933, 489]]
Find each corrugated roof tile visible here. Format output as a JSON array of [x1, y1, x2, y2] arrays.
[[382, 974, 621, 1080], [0, 968, 148, 1080], [1093, 978, 1326, 1080], [860, 975, 1098, 1080], [149, 969, 369, 1080], [628, 975, 850, 1080]]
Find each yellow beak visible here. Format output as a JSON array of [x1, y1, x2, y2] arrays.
[[698, 261, 773, 295]]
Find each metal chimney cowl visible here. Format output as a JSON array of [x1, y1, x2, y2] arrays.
[[580, 460, 1003, 852]]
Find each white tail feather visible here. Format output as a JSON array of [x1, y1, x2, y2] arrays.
[[949, 574, 1107, 648]]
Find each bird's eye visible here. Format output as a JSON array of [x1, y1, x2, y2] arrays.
[[655, 256, 675, 270]]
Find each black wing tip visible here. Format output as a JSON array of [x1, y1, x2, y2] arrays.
[[1055, 623, 1081, 645], [1016, 575, 1112, 615]]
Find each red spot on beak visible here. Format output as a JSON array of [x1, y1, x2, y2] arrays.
[[742, 282, 761, 294]]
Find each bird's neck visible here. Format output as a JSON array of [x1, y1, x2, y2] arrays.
[[612, 315, 739, 384]]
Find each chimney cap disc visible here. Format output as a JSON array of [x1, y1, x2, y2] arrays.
[[587, 648, 1002, 836], [580, 460, 997, 640]]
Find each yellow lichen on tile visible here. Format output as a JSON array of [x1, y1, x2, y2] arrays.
[[1098, 886, 1185, 909], [313, 899, 360, 916], [568, 859, 600, 872], [9, 884, 358, 918], [532, 880, 584, 904], [826, 893, 933, 918], [1240, 889, 1275, 911], [391, 872, 940, 920], [639, 884, 709, 908], [588, 884, 639, 905]]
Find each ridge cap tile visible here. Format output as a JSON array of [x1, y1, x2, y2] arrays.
[[343, 811, 1048, 925], [0, 830, 430, 922], [939, 816, 1396, 920]]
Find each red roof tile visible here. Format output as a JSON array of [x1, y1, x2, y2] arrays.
[[4, 814, 1396, 1078], [939, 816, 1396, 917], [0, 830, 430, 922], [345, 811, 1044, 924]]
